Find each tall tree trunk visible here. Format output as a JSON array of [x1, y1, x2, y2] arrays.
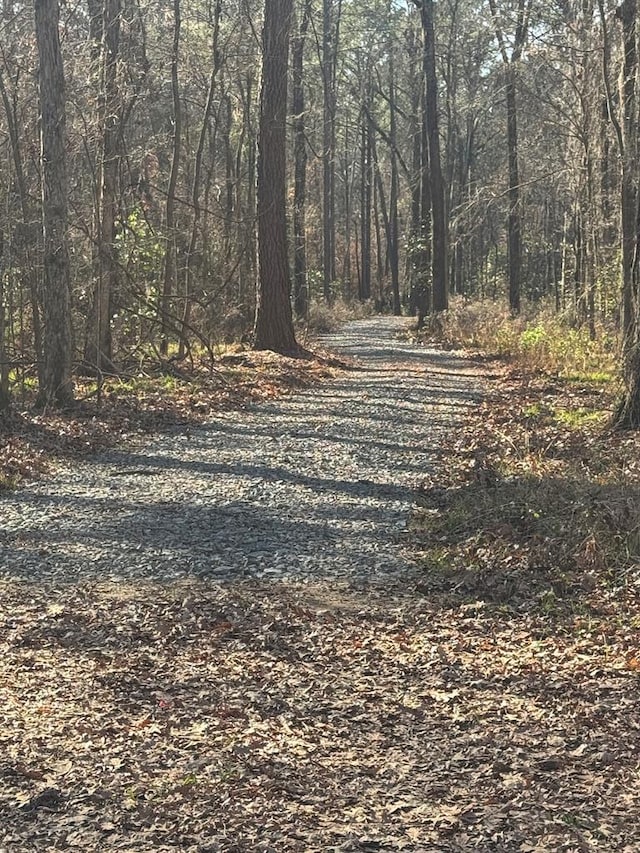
[[292, 0, 311, 318], [180, 0, 222, 357], [0, 231, 9, 410], [322, 0, 337, 300], [159, 0, 181, 356], [420, 0, 448, 312], [489, 0, 531, 315], [505, 66, 522, 314], [373, 164, 385, 300], [253, 0, 298, 353], [0, 70, 44, 383], [617, 0, 638, 345], [237, 74, 257, 305], [359, 104, 372, 302], [85, 0, 121, 372], [388, 45, 401, 315], [34, 0, 74, 407], [225, 90, 235, 260], [407, 22, 423, 308], [342, 118, 355, 298], [413, 82, 432, 327], [611, 0, 640, 427]]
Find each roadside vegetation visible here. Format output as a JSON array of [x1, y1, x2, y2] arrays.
[[402, 298, 640, 849], [411, 297, 637, 616], [0, 300, 377, 489]]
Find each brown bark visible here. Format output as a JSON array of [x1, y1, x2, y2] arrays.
[[488, 0, 531, 315], [322, 0, 337, 300], [0, 71, 44, 383], [253, 0, 298, 354], [292, 0, 311, 318], [0, 230, 9, 410], [85, 0, 121, 372], [611, 0, 640, 427], [613, 340, 640, 428], [407, 21, 423, 304], [413, 74, 432, 326], [159, 0, 182, 356], [359, 102, 373, 302], [34, 0, 74, 407], [616, 0, 638, 346], [420, 0, 448, 312], [505, 66, 522, 314], [388, 46, 401, 315]]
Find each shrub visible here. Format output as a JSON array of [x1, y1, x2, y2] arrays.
[[422, 297, 619, 381], [303, 298, 374, 336]]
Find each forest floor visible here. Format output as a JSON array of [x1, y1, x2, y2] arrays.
[[0, 347, 343, 490], [1, 318, 640, 851]]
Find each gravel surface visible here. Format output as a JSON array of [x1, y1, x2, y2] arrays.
[[0, 317, 483, 584]]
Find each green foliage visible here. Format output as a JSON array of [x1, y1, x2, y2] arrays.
[[554, 407, 607, 428], [420, 297, 619, 383], [8, 371, 37, 392], [0, 473, 19, 491], [519, 325, 547, 350], [116, 207, 164, 295]]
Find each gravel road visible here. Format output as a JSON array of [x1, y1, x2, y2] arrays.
[[0, 317, 483, 584]]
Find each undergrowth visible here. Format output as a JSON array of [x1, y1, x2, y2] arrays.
[[301, 297, 374, 336], [411, 363, 640, 628], [421, 297, 619, 384], [409, 297, 640, 627]]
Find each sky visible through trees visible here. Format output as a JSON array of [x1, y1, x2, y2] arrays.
[[2, 0, 640, 413]]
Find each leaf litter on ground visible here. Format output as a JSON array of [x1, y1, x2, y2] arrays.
[[2, 345, 640, 851], [0, 349, 342, 489]]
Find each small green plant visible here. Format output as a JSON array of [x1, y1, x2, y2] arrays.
[[419, 296, 619, 381], [554, 407, 607, 428], [519, 325, 547, 349]]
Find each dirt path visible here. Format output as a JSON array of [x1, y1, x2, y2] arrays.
[[2, 318, 633, 852], [0, 317, 482, 584]]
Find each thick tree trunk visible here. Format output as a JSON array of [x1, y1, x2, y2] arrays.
[[421, 0, 448, 312], [253, 0, 298, 354], [613, 341, 640, 428], [35, 0, 74, 407], [292, 0, 311, 318], [611, 0, 640, 426]]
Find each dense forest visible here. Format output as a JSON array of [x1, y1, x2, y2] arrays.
[[3, 0, 640, 418], [5, 4, 640, 845]]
